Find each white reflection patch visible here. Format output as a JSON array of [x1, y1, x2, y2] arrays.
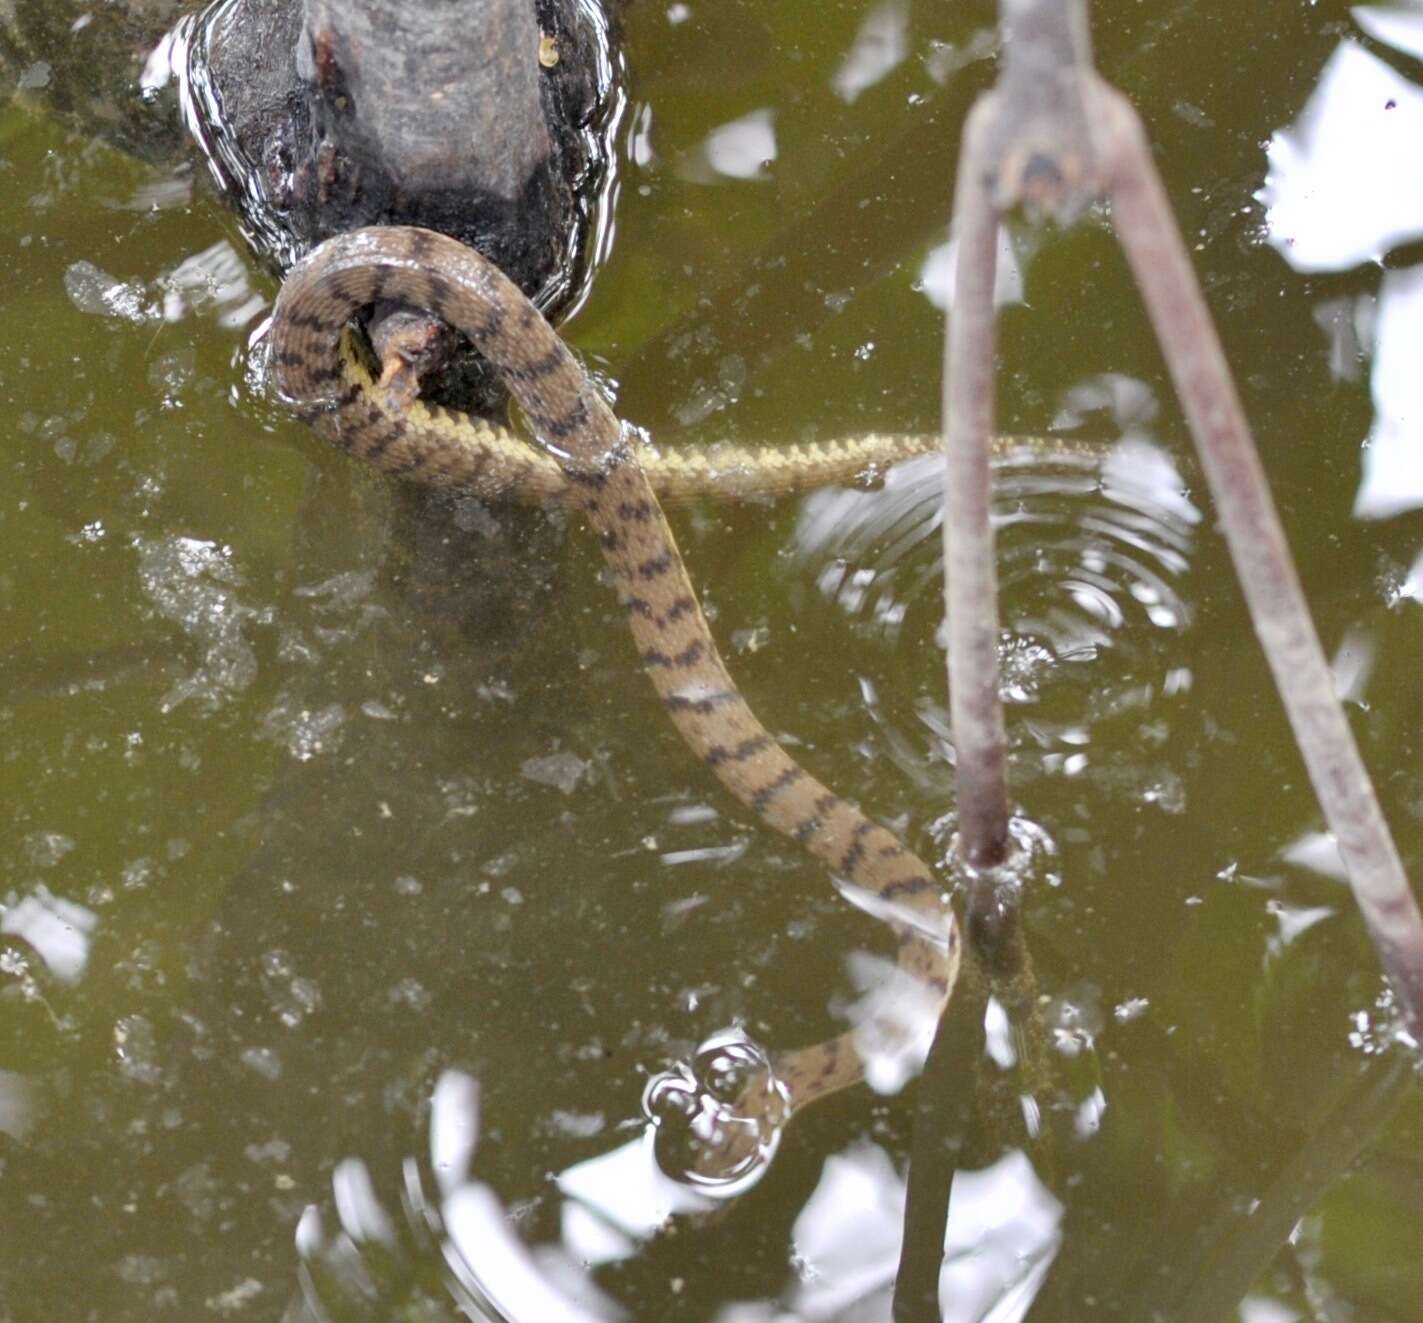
[[161, 239, 268, 327], [556, 1131, 715, 1255], [1355, 265, 1423, 519], [1331, 622, 1377, 705], [1401, 545, 1423, 603], [1, 886, 98, 984], [445, 1185, 619, 1322], [841, 950, 943, 1094], [430, 1069, 481, 1198], [919, 225, 1025, 310], [1280, 829, 1348, 881], [1267, 900, 1336, 952], [832, 1, 908, 104], [787, 1144, 1061, 1321], [1240, 1296, 1302, 1323], [685, 109, 777, 182], [1260, 41, 1423, 271], [1354, 4, 1423, 62], [332, 1158, 396, 1247]]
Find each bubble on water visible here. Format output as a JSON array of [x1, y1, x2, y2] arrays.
[[642, 1026, 789, 1197]]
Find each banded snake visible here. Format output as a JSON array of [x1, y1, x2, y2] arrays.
[[270, 225, 975, 1168]]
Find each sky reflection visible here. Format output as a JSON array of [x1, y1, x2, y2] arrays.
[[776, 1144, 1060, 1321], [1260, 40, 1423, 271], [1354, 266, 1423, 518], [1260, 14, 1423, 522], [292, 1061, 1062, 1321], [0, 884, 97, 984]]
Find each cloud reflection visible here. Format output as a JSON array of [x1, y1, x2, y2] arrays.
[[1354, 4, 1423, 62], [1353, 266, 1423, 518], [832, 1, 908, 104], [292, 1062, 1066, 1320], [1, 885, 98, 984], [1260, 19, 1423, 524], [294, 1071, 624, 1320], [682, 109, 778, 183], [561, 1127, 1060, 1320], [1260, 41, 1423, 272], [778, 1144, 1060, 1321]]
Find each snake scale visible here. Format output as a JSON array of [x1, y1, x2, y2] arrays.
[[269, 225, 960, 1156]]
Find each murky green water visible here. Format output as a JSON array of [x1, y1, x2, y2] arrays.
[[3, 2, 1423, 1320]]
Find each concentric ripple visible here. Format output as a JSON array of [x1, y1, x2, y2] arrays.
[[790, 404, 1200, 799]]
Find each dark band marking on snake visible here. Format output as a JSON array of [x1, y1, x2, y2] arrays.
[[269, 224, 1009, 1147]]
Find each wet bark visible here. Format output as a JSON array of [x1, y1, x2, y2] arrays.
[[197, 0, 610, 305]]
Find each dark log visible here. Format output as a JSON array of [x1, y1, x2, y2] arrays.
[[198, 0, 609, 296], [302, 0, 549, 204]]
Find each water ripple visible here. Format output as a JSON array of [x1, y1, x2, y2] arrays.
[[790, 420, 1199, 796]]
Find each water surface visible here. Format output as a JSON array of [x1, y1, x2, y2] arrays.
[[2, 2, 1423, 1320]]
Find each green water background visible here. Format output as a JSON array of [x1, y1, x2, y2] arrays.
[[2, 1, 1423, 1319]]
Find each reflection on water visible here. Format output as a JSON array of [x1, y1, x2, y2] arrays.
[[7, 1, 1423, 1318], [918, 222, 1027, 312], [290, 1066, 1064, 1323], [682, 109, 779, 184], [780, 1145, 1059, 1323], [831, 1, 909, 106], [1260, 18, 1423, 521], [292, 1072, 626, 1321], [667, 1142, 1066, 1322], [160, 238, 267, 328], [1354, 266, 1423, 519], [63, 237, 265, 330], [1260, 40, 1423, 271], [1, 884, 97, 984]]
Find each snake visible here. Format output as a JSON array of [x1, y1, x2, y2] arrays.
[[265, 229, 1034, 507], [268, 224, 965, 1171]]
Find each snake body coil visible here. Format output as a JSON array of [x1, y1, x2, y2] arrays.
[[270, 225, 959, 1139], [268, 227, 1004, 505]]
